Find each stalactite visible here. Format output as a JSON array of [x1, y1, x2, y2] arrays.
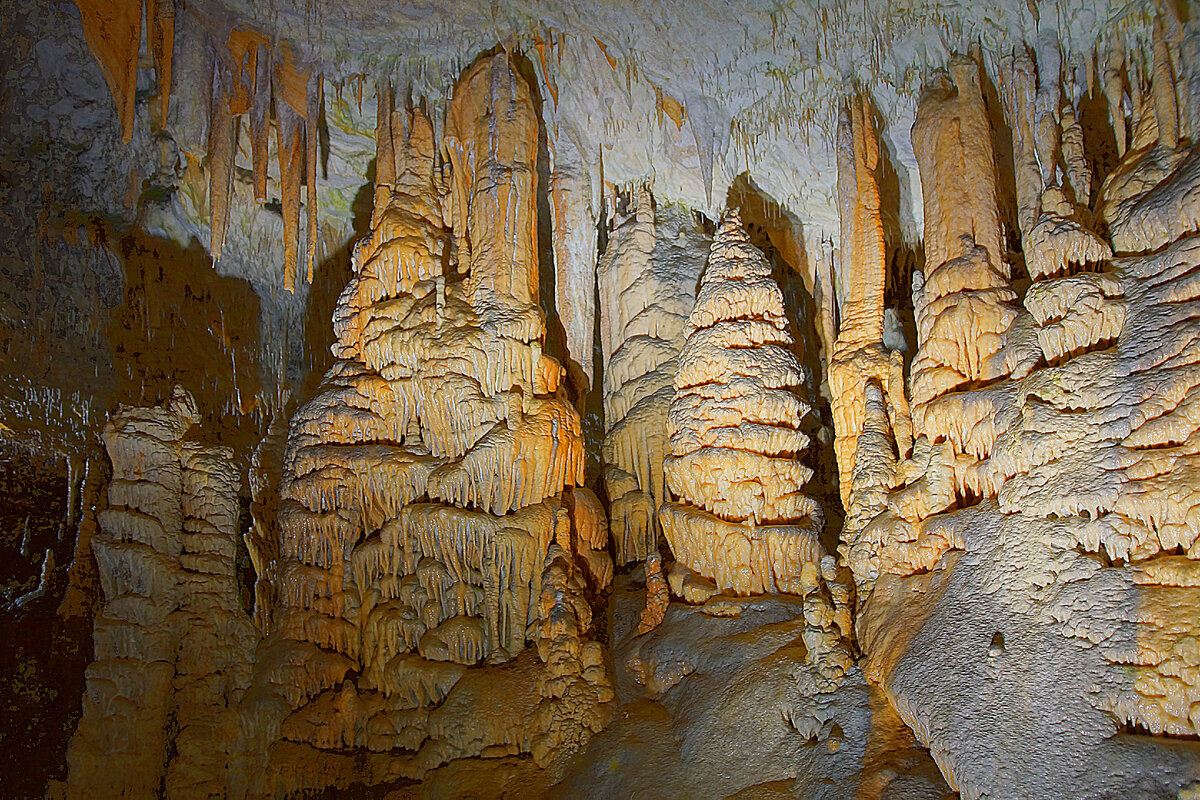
[[225, 29, 261, 114], [829, 92, 911, 515], [306, 73, 323, 283], [146, 0, 174, 125], [74, 0, 141, 142], [250, 45, 272, 204], [208, 62, 237, 262], [278, 103, 305, 292]]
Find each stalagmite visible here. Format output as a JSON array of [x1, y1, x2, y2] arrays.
[[659, 210, 824, 595], [908, 56, 1018, 424], [64, 389, 255, 798], [549, 131, 599, 387], [64, 388, 197, 798], [165, 442, 257, 797], [566, 487, 612, 591], [635, 551, 668, 635], [829, 93, 911, 516], [445, 53, 542, 320], [243, 53, 609, 794], [599, 186, 707, 564], [245, 408, 288, 632]]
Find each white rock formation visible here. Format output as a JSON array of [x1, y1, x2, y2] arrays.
[[599, 186, 708, 565], [66, 388, 256, 799]]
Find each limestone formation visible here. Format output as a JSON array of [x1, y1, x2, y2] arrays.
[[660, 209, 824, 594], [240, 54, 611, 794], [548, 130, 599, 389], [65, 389, 196, 797], [909, 56, 1020, 423], [65, 388, 256, 799], [635, 551, 668, 635], [599, 186, 707, 565], [829, 92, 911, 521], [844, 43, 1200, 800], [16, 5, 1200, 800]]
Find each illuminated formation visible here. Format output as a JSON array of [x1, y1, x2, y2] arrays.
[[5, 3, 1200, 799]]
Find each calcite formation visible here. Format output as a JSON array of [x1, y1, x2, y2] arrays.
[[65, 387, 256, 799], [908, 56, 1021, 425], [13, 2, 1200, 799], [241, 53, 612, 794], [658, 210, 851, 685], [660, 210, 824, 594], [599, 186, 707, 565], [845, 36, 1200, 799], [829, 93, 912, 516]]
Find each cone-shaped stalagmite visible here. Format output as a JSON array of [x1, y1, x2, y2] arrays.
[[659, 210, 824, 596]]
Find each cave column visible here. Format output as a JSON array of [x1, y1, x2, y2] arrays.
[[65, 388, 197, 800]]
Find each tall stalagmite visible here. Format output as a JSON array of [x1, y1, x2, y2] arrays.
[[65, 388, 255, 799], [243, 55, 611, 794], [828, 93, 911, 522], [599, 187, 707, 565], [659, 210, 850, 684], [659, 210, 823, 594], [908, 56, 1019, 427]]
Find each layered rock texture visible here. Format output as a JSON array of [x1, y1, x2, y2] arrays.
[[65, 387, 257, 799], [660, 211, 824, 592], [237, 53, 613, 795], [658, 210, 852, 688], [600, 186, 708, 565], [8, 1, 1200, 799], [844, 41, 1200, 800]]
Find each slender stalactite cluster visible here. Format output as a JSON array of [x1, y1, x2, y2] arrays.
[[73, 0, 324, 288]]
